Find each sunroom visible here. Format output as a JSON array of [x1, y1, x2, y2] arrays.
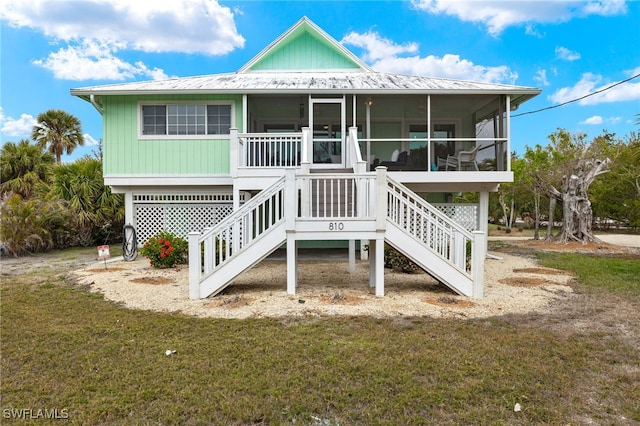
[[235, 90, 524, 184]]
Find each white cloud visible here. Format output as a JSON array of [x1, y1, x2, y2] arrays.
[[0, 0, 244, 55], [524, 24, 544, 38], [0, 108, 37, 137], [534, 69, 550, 86], [33, 40, 170, 81], [411, 0, 627, 36], [0, 0, 244, 81], [549, 71, 640, 105], [580, 115, 622, 125], [581, 115, 603, 125], [555, 46, 581, 61], [83, 133, 100, 146], [341, 31, 418, 62], [341, 31, 517, 84]]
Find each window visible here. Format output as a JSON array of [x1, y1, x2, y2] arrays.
[[207, 105, 231, 135], [141, 103, 232, 137], [142, 105, 167, 136]]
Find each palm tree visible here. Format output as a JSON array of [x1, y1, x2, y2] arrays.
[[31, 109, 85, 164], [50, 157, 124, 245], [0, 139, 54, 198]]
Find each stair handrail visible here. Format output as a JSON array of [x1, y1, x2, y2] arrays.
[[386, 175, 474, 274], [347, 127, 367, 173], [189, 177, 286, 294], [387, 175, 473, 238]]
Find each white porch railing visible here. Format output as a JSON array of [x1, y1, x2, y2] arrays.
[[297, 172, 376, 219], [236, 131, 303, 167], [359, 137, 509, 172], [386, 176, 475, 276], [188, 176, 286, 298]]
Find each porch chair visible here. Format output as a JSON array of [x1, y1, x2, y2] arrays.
[[378, 150, 409, 171], [438, 146, 479, 171]]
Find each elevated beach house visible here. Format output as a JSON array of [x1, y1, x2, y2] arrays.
[[71, 17, 540, 300]]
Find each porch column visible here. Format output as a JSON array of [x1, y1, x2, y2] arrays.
[[286, 233, 297, 295], [374, 234, 385, 297], [348, 240, 356, 273], [124, 192, 134, 227], [373, 167, 388, 297], [285, 168, 298, 295], [472, 230, 486, 298], [478, 191, 489, 252], [188, 231, 201, 299], [368, 239, 376, 288], [230, 127, 238, 178]]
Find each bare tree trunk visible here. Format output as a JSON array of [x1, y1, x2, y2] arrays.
[[533, 191, 540, 240], [557, 155, 610, 243], [499, 189, 509, 228], [545, 197, 556, 241], [509, 186, 515, 229]]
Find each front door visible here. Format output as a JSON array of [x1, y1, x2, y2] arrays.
[[309, 96, 345, 168]]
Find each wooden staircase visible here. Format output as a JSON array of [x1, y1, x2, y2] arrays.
[[189, 169, 484, 300]]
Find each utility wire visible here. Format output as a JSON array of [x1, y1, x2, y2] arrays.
[[512, 72, 640, 118]]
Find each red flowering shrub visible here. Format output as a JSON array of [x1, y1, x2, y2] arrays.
[[139, 231, 188, 268]]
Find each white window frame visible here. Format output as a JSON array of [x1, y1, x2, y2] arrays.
[[138, 100, 235, 140]]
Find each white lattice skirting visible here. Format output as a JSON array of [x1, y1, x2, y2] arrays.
[[432, 203, 478, 231], [133, 192, 247, 244]]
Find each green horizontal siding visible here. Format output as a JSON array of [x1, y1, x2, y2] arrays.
[[251, 31, 360, 71], [103, 95, 242, 176]]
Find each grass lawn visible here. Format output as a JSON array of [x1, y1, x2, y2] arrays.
[[1, 246, 639, 424]]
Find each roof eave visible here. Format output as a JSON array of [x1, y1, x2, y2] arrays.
[[71, 88, 541, 97]]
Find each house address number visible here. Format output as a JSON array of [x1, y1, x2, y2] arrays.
[[328, 222, 344, 231]]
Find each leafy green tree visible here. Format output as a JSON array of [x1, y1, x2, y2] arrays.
[[49, 157, 124, 245], [590, 132, 640, 229], [31, 109, 84, 164], [522, 144, 556, 239], [0, 139, 54, 198]]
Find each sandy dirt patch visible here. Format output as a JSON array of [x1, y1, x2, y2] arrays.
[[70, 252, 575, 319]]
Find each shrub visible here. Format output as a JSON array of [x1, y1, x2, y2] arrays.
[[0, 193, 70, 256], [139, 231, 188, 268], [383, 244, 419, 273]]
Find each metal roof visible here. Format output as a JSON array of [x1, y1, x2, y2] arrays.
[[71, 71, 540, 102]]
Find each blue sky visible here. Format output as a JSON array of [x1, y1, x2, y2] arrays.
[[1, 0, 639, 162]]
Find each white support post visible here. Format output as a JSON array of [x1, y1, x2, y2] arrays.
[[374, 235, 385, 297], [230, 127, 239, 177], [375, 166, 388, 231], [368, 239, 376, 288], [124, 192, 134, 227], [361, 240, 369, 260], [478, 191, 489, 254], [188, 232, 201, 300], [471, 230, 486, 298], [286, 233, 297, 295], [427, 94, 432, 172], [299, 164, 310, 218], [302, 126, 312, 165], [348, 240, 356, 273], [203, 227, 213, 275], [506, 95, 511, 171], [285, 169, 297, 229], [454, 231, 465, 270], [232, 180, 240, 255]]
